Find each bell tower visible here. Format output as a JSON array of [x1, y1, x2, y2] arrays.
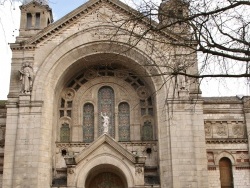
[[158, 0, 190, 35], [18, 0, 53, 41]]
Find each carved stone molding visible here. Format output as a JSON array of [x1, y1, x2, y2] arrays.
[[137, 86, 149, 100], [62, 88, 76, 101], [206, 138, 248, 144], [216, 123, 227, 136], [204, 120, 246, 139], [135, 166, 143, 175], [232, 124, 244, 137]]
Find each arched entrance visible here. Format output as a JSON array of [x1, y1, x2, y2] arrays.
[[88, 172, 125, 188], [85, 164, 127, 188], [219, 157, 234, 188]]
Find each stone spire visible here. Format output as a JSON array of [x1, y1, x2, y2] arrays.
[[23, 0, 48, 5]]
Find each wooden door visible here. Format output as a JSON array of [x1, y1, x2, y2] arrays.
[[219, 157, 234, 188], [88, 172, 125, 188]]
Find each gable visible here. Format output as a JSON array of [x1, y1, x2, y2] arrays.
[[75, 134, 138, 164]]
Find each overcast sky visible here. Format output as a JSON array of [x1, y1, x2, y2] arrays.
[[0, 0, 249, 99]]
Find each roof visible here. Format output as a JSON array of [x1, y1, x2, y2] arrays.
[[11, 0, 189, 49]]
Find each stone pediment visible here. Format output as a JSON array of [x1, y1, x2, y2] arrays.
[[74, 134, 144, 165], [18, 0, 182, 46]]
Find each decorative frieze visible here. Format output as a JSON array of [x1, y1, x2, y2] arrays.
[[236, 151, 249, 163], [204, 120, 246, 139]]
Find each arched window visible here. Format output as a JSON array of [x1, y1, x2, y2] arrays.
[[142, 120, 153, 141], [83, 103, 94, 143], [98, 86, 115, 137], [219, 157, 234, 188], [118, 102, 130, 141], [60, 123, 70, 142]]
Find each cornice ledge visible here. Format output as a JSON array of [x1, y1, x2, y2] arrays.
[[10, 43, 36, 51], [206, 138, 248, 144]]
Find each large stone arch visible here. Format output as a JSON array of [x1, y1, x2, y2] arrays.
[[32, 41, 167, 143], [75, 154, 134, 188], [215, 151, 236, 166], [33, 42, 163, 100], [33, 25, 168, 101], [85, 164, 127, 188], [31, 28, 169, 187]]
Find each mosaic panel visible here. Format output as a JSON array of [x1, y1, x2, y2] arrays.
[[118, 102, 130, 141], [83, 103, 94, 143]]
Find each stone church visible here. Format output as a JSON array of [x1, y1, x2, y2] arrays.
[[0, 0, 249, 187]]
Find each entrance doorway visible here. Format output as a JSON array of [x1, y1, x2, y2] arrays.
[[219, 157, 234, 188], [85, 164, 127, 188], [87, 172, 125, 188]]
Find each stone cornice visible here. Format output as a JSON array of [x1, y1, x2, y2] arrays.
[[203, 97, 244, 114], [10, 43, 36, 51], [56, 140, 157, 148], [203, 97, 243, 104], [206, 138, 248, 144]]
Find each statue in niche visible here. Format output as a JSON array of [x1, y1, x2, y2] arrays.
[[19, 62, 33, 94], [101, 112, 109, 134], [178, 73, 190, 91], [177, 63, 190, 91]]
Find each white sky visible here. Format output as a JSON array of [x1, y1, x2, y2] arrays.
[[0, 0, 249, 99]]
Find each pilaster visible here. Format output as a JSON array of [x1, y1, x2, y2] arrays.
[[165, 98, 208, 188], [6, 95, 46, 188]]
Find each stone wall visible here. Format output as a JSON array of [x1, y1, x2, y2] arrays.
[[208, 168, 250, 188], [204, 97, 250, 188]]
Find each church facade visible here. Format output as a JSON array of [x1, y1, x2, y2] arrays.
[[0, 0, 250, 187]]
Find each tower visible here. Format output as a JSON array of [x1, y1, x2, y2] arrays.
[[158, 0, 190, 35], [23, 0, 48, 5], [18, 0, 53, 41]]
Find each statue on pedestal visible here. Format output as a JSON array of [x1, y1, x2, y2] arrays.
[[101, 112, 109, 134], [19, 62, 34, 94]]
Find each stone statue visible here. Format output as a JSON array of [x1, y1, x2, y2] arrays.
[[101, 112, 109, 134], [178, 72, 190, 91], [19, 62, 33, 94]]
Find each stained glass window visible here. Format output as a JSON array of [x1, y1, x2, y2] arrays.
[[83, 103, 94, 143], [98, 87, 115, 137], [118, 102, 130, 141], [142, 120, 153, 141], [60, 123, 70, 142]]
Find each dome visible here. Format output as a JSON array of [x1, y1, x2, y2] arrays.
[[23, 0, 48, 5]]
